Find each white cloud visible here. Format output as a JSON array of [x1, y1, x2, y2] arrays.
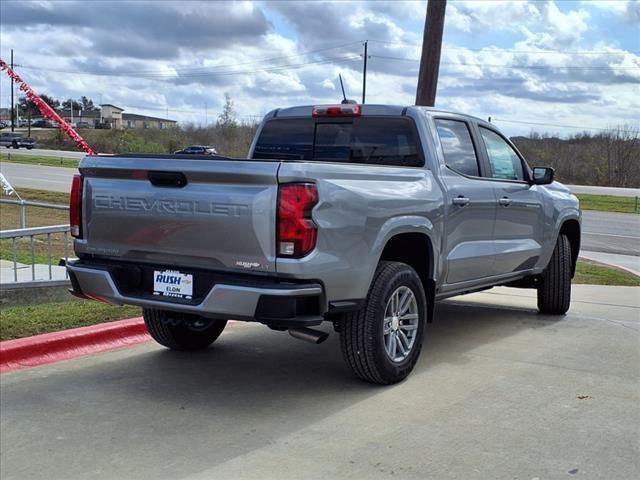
[[0, 0, 637, 137]]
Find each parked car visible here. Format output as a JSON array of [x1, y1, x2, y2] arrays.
[[31, 119, 56, 128], [67, 104, 581, 384], [174, 145, 218, 155], [94, 122, 112, 129], [75, 122, 93, 129], [0, 121, 8, 129], [0, 132, 35, 149]]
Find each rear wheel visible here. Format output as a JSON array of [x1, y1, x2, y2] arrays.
[[339, 261, 427, 385], [143, 308, 227, 350], [537, 234, 572, 315]]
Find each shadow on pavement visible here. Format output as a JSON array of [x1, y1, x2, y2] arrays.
[[1, 300, 562, 480]]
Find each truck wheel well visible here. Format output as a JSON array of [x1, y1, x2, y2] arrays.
[[379, 233, 436, 323], [380, 233, 432, 286], [559, 219, 580, 277]]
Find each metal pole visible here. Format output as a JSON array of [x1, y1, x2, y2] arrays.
[[30, 235, 35, 281], [362, 40, 368, 104], [12, 237, 17, 282], [19, 200, 26, 228], [10, 49, 15, 132]]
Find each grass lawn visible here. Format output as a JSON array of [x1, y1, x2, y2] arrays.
[[0, 152, 79, 168], [576, 194, 639, 214], [574, 259, 640, 286], [0, 300, 141, 341], [1, 188, 71, 264]]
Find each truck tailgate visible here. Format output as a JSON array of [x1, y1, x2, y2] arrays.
[[76, 156, 279, 273]]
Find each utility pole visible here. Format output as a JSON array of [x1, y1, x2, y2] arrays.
[[10, 49, 14, 132], [362, 40, 368, 104], [415, 0, 446, 106]]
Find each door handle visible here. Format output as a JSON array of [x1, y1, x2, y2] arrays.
[[452, 196, 470, 207], [498, 196, 512, 206]]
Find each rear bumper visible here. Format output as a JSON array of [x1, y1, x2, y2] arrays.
[[67, 261, 326, 327]]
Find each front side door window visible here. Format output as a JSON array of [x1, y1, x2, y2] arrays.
[[479, 128, 525, 181]]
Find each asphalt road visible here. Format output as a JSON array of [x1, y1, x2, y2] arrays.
[[566, 184, 640, 197], [2, 147, 85, 159], [2, 159, 640, 197], [0, 162, 76, 193], [1, 161, 638, 255], [1, 285, 638, 480], [581, 210, 640, 256]]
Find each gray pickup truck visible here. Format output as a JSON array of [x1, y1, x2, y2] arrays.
[[67, 104, 580, 384]]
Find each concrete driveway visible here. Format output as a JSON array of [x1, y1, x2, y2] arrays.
[[1, 285, 639, 480]]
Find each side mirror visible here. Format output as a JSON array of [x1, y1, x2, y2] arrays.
[[532, 166, 554, 185]]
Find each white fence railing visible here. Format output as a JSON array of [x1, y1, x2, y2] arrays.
[[0, 224, 71, 283], [0, 198, 69, 228]]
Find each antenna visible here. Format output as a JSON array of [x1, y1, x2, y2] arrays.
[[338, 74, 358, 105], [339, 74, 348, 104]]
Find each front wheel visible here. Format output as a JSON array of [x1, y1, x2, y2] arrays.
[[340, 261, 427, 385], [537, 234, 572, 315], [143, 309, 227, 350]]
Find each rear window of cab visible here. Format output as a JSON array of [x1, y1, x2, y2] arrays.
[[251, 117, 424, 167]]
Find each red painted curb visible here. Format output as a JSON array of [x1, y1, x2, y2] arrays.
[[0, 317, 151, 373]]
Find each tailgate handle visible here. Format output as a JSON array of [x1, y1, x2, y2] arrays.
[[148, 171, 187, 188]]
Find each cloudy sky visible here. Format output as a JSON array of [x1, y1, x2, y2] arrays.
[[0, 0, 638, 136]]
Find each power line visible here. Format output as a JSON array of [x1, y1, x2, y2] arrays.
[[119, 103, 261, 117], [367, 39, 640, 55], [17, 55, 362, 79], [492, 118, 639, 134], [16, 41, 364, 78], [370, 54, 640, 70]]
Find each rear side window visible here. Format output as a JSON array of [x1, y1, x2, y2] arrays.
[[479, 127, 525, 181], [252, 117, 422, 167], [435, 119, 479, 177]]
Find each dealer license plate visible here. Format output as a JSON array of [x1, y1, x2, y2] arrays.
[[153, 270, 193, 299]]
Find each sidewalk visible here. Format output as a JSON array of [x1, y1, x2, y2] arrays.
[[0, 260, 67, 284], [579, 251, 640, 277]]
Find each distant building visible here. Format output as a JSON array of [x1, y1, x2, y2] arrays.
[[59, 109, 101, 125], [101, 104, 176, 129]]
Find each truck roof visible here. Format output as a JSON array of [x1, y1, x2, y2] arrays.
[[269, 104, 487, 125]]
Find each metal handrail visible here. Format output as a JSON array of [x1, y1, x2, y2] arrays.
[[0, 224, 70, 239], [0, 199, 68, 210], [0, 224, 71, 283], [0, 198, 68, 229]]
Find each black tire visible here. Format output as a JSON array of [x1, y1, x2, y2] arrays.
[[339, 261, 427, 385], [143, 308, 227, 350], [537, 234, 572, 315]]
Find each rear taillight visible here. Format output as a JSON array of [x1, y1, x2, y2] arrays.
[[70, 174, 82, 238], [312, 104, 361, 117], [277, 183, 318, 258]]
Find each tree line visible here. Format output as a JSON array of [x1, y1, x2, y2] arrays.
[[512, 126, 639, 188], [16, 91, 639, 188]]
